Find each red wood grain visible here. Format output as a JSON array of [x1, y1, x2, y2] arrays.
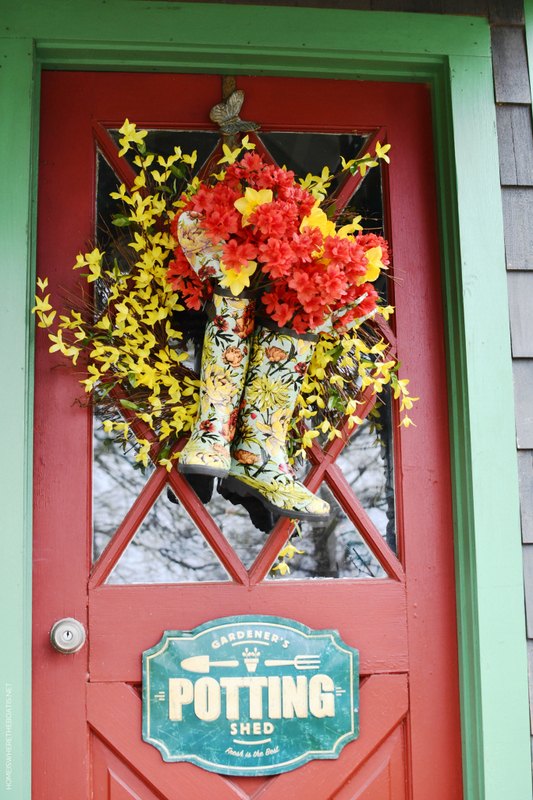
[[238, 674, 408, 800], [333, 726, 405, 800], [88, 684, 243, 800], [88, 580, 408, 681], [88, 675, 406, 800]]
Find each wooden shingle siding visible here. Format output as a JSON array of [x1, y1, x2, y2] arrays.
[[514, 360, 533, 449], [489, 1, 533, 764], [496, 105, 533, 185], [489, 0, 524, 24], [524, 546, 533, 637], [492, 27, 532, 103], [509, 273, 533, 355], [518, 451, 533, 543], [502, 188, 533, 269]]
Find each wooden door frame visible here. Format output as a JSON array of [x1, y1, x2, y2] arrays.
[[0, 3, 530, 799]]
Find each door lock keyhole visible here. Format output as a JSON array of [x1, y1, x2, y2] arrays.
[[50, 618, 86, 654]]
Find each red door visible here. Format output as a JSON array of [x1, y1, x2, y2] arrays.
[[34, 72, 463, 798]]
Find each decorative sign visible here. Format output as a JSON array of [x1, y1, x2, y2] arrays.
[[142, 615, 359, 775]]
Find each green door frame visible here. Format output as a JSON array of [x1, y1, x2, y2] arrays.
[[1, 3, 530, 798]]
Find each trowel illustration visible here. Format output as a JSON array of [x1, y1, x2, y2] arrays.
[[180, 655, 239, 674]]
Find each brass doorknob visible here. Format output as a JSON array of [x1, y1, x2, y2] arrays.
[[50, 618, 86, 654]]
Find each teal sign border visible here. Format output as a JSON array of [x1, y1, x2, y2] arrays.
[[142, 615, 359, 776]]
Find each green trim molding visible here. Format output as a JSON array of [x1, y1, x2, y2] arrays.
[[0, 3, 531, 798]]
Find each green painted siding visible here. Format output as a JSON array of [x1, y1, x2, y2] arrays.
[[0, 3, 530, 798]]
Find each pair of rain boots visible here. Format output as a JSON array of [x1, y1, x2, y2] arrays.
[[176, 210, 329, 521], [178, 296, 330, 521]]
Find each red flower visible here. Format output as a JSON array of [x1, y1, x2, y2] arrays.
[[222, 239, 257, 270], [165, 153, 390, 335], [262, 288, 297, 328], [291, 230, 322, 262], [258, 238, 296, 279], [356, 233, 390, 266]]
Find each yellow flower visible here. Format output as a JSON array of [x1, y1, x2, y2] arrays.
[[132, 172, 147, 190], [133, 153, 155, 168], [400, 395, 419, 411], [117, 119, 148, 157], [359, 153, 378, 177], [219, 260, 258, 295], [375, 141, 392, 163], [272, 561, 290, 576], [299, 167, 332, 200], [301, 429, 320, 449], [157, 149, 181, 168], [218, 143, 242, 165], [182, 151, 197, 167], [380, 305, 395, 321], [247, 375, 290, 411], [36, 310, 56, 329], [278, 542, 304, 560], [300, 204, 335, 238], [74, 248, 105, 283], [340, 156, 356, 171], [361, 245, 386, 283], [338, 215, 363, 237], [32, 293, 52, 314], [158, 457, 177, 473], [241, 135, 256, 151], [134, 439, 152, 467], [150, 169, 170, 185], [80, 365, 102, 393], [392, 377, 410, 399], [48, 329, 66, 355], [234, 188, 273, 225]]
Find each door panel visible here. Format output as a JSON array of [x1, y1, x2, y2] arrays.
[[34, 72, 462, 798]]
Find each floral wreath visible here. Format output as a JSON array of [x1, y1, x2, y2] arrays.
[[33, 119, 416, 548]]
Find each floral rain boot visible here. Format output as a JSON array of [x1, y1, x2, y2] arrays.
[[178, 291, 255, 477], [221, 325, 330, 520]]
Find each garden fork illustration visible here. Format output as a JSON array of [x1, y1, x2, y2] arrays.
[[264, 655, 321, 670]]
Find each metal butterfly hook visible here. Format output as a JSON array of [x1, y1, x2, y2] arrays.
[[209, 83, 260, 149]]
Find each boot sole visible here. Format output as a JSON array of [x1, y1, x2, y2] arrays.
[[221, 476, 330, 521], [178, 463, 229, 478]]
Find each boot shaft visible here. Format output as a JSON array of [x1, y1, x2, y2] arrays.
[[232, 324, 317, 471], [178, 291, 255, 477]]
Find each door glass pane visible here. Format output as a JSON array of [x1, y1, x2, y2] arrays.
[[268, 484, 387, 580], [336, 410, 396, 553], [172, 485, 269, 570], [259, 131, 367, 188], [92, 409, 154, 563], [105, 489, 230, 584], [92, 124, 397, 581]]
